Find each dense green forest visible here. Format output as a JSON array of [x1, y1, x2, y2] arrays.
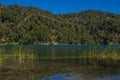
[[0, 4, 120, 45]]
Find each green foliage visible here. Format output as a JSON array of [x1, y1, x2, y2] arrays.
[[0, 5, 120, 44]]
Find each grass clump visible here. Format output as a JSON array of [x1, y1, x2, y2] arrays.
[[11, 46, 37, 62], [78, 46, 120, 65]]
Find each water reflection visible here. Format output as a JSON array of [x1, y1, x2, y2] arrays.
[[39, 73, 83, 80], [0, 45, 120, 80], [0, 58, 120, 80]]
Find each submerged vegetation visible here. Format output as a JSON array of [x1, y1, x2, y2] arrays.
[[0, 4, 120, 44]]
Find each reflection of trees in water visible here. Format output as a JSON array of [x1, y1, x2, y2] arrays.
[[0, 58, 120, 80]]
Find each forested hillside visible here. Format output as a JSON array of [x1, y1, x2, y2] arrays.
[[0, 4, 120, 44]]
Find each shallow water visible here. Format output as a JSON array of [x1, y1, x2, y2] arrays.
[[39, 73, 83, 80], [39, 73, 120, 80], [0, 45, 120, 80], [1, 58, 120, 80]]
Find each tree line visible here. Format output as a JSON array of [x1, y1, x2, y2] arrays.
[[0, 4, 120, 44]]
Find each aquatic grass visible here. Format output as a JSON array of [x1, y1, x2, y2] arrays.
[[78, 46, 120, 65], [37, 45, 120, 65], [0, 46, 37, 69], [0, 45, 120, 66], [11, 46, 37, 62]]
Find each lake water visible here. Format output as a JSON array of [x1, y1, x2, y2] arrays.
[[0, 45, 120, 80]]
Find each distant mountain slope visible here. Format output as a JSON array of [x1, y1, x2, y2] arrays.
[[0, 4, 120, 44]]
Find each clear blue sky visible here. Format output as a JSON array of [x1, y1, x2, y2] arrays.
[[0, 0, 120, 14]]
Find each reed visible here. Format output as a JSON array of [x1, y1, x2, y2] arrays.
[[0, 45, 120, 65], [11, 46, 37, 62], [0, 46, 37, 66], [78, 46, 120, 65]]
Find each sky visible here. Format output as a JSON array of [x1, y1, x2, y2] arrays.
[[0, 0, 120, 14]]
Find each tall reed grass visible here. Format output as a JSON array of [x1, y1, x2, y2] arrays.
[[12, 46, 37, 61], [0, 45, 120, 66], [79, 46, 120, 65], [0, 46, 37, 66]]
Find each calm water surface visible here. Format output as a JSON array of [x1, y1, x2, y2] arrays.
[[0, 45, 120, 80]]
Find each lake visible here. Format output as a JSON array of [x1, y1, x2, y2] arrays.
[[0, 45, 120, 80]]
